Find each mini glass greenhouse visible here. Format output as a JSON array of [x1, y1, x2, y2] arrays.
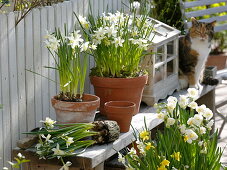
[[141, 18, 181, 106]]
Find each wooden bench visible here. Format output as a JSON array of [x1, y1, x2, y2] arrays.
[[13, 82, 217, 170]]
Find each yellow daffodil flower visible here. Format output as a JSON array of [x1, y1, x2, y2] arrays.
[[171, 152, 181, 161], [161, 159, 170, 166], [140, 130, 149, 141]]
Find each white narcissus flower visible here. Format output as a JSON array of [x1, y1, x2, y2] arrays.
[[198, 141, 204, 146], [128, 147, 137, 156], [80, 42, 90, 52], [114, 37, 124, 47], [3, 167, 8, 170], [196, 104, 206, 115], [187, 117, 194, 126], [179, 124, 186, 134], [40, 117, 56, 129], [157, 113, 165, 120], [66, 137, 74, 148], [203, 108, 213, 120], [136, 140, 146, 155], [17, 152, 25, 159], [90, 44, 97, 50], [78, 15, 89, 29], [166, 118, 175, 128], [167, 96, 177, 104], [179, 95, 188, 109], [118, 152, 126, 164], [59, 161, 72, 170], [67, 30, 84, 48], [192, 114, 203, 126], [188, 101, 198, 109], [105, 26, 117, 37], [199, 127, 206, 134], [187, 88, 199, 99], [131, 1, 140, 9], [94, 27, 106, 38], [185, 129, 198, 144], [206, 119, 214, 130], [41, 134, 53, 143], [45, 35, 60, 51], [52, 143, 66, 159]]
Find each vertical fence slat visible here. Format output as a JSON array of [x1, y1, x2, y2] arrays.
[[0, 13, 4, 170], [71, 0, 78, 28], [40, 7, 50, 120], [8, 12, 19, 151], [33, 8, 43, 126], [16, 15, 27, 139], [54, 4, 62, 93], [61, 3, 67, 28], [83, 0, 89, 16], [47, 6, 57, 120], [112, 0, 118, 12], [0, 13, 11, 166], [65, 1, 73, 32], [25, 12, 35, 131]]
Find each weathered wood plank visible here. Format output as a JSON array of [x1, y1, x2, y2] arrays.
[[65, 1, 73, 32], [47, 6, 57, 120], [25, 11, 36, 131], [184, 0, 227, 9], [16, 14, 27, 139], [185, 5, 227, 18], [8, 12, 20, 152], [0, 13, 11, 166], [41, 7, 50, 120], [33, 8, 43, 127], [0, 14, 4, 170]]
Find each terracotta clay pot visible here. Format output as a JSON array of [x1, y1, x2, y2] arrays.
[[104, 101, 135, 133], [51, 94, 100, 123], [90, 75, 148, 115]]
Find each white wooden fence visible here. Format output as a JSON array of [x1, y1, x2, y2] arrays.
[[0, 0, 129, 168], [180, 0, 227, 32]]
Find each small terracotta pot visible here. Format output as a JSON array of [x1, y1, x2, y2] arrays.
[[51, 94, 100, 123], [90, 75, 148, 115], [104, 101, 135, 133]]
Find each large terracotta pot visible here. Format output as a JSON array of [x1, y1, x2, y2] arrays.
[[104, 101, 135, 133], [90, 75, 148, 115], [51, 94, 100, 123]]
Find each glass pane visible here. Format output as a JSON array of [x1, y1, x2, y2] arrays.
[[156, 46, 163, 63], [167, 60, 174, 77], [154, 66, 164, 83], [167, 41, 174, 57]]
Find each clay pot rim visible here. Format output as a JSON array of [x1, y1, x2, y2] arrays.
[[90, 74, 148, 80], [104, 101, 136, 109], [51, 93, 100, 104]]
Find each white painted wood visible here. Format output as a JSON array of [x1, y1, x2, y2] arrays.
[[25, 11, 36, 131], [112, 0, 118, 12], [185, 6, 227, 18], [61, 2, 67, 29], [181, 0, 227, 32], [0, 14, 4, 170], [16, 15, 27, 139], [47, 6, 57, 120], [54, 4, 62, 93], [8, 12, 19, 151], [0, 13, 11, 166], [215, 24, 227, 32], [184, 0, 227, 8], [186, 15, 227, 28], [72, 0, 79, 28], [65, 1, 73, 32], [40, 7, 50, 120], [0, 0, 127, 164], [33, 8, 43, 127]]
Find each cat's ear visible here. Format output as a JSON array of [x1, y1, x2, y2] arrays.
[[210, 20, 216, 27], [191, 17, 199, 26]]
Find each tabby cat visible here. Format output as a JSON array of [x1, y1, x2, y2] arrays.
[[179, 17, 219, 89]]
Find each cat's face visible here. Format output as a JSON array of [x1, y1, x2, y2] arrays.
[[189, 17, 216, 41]]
